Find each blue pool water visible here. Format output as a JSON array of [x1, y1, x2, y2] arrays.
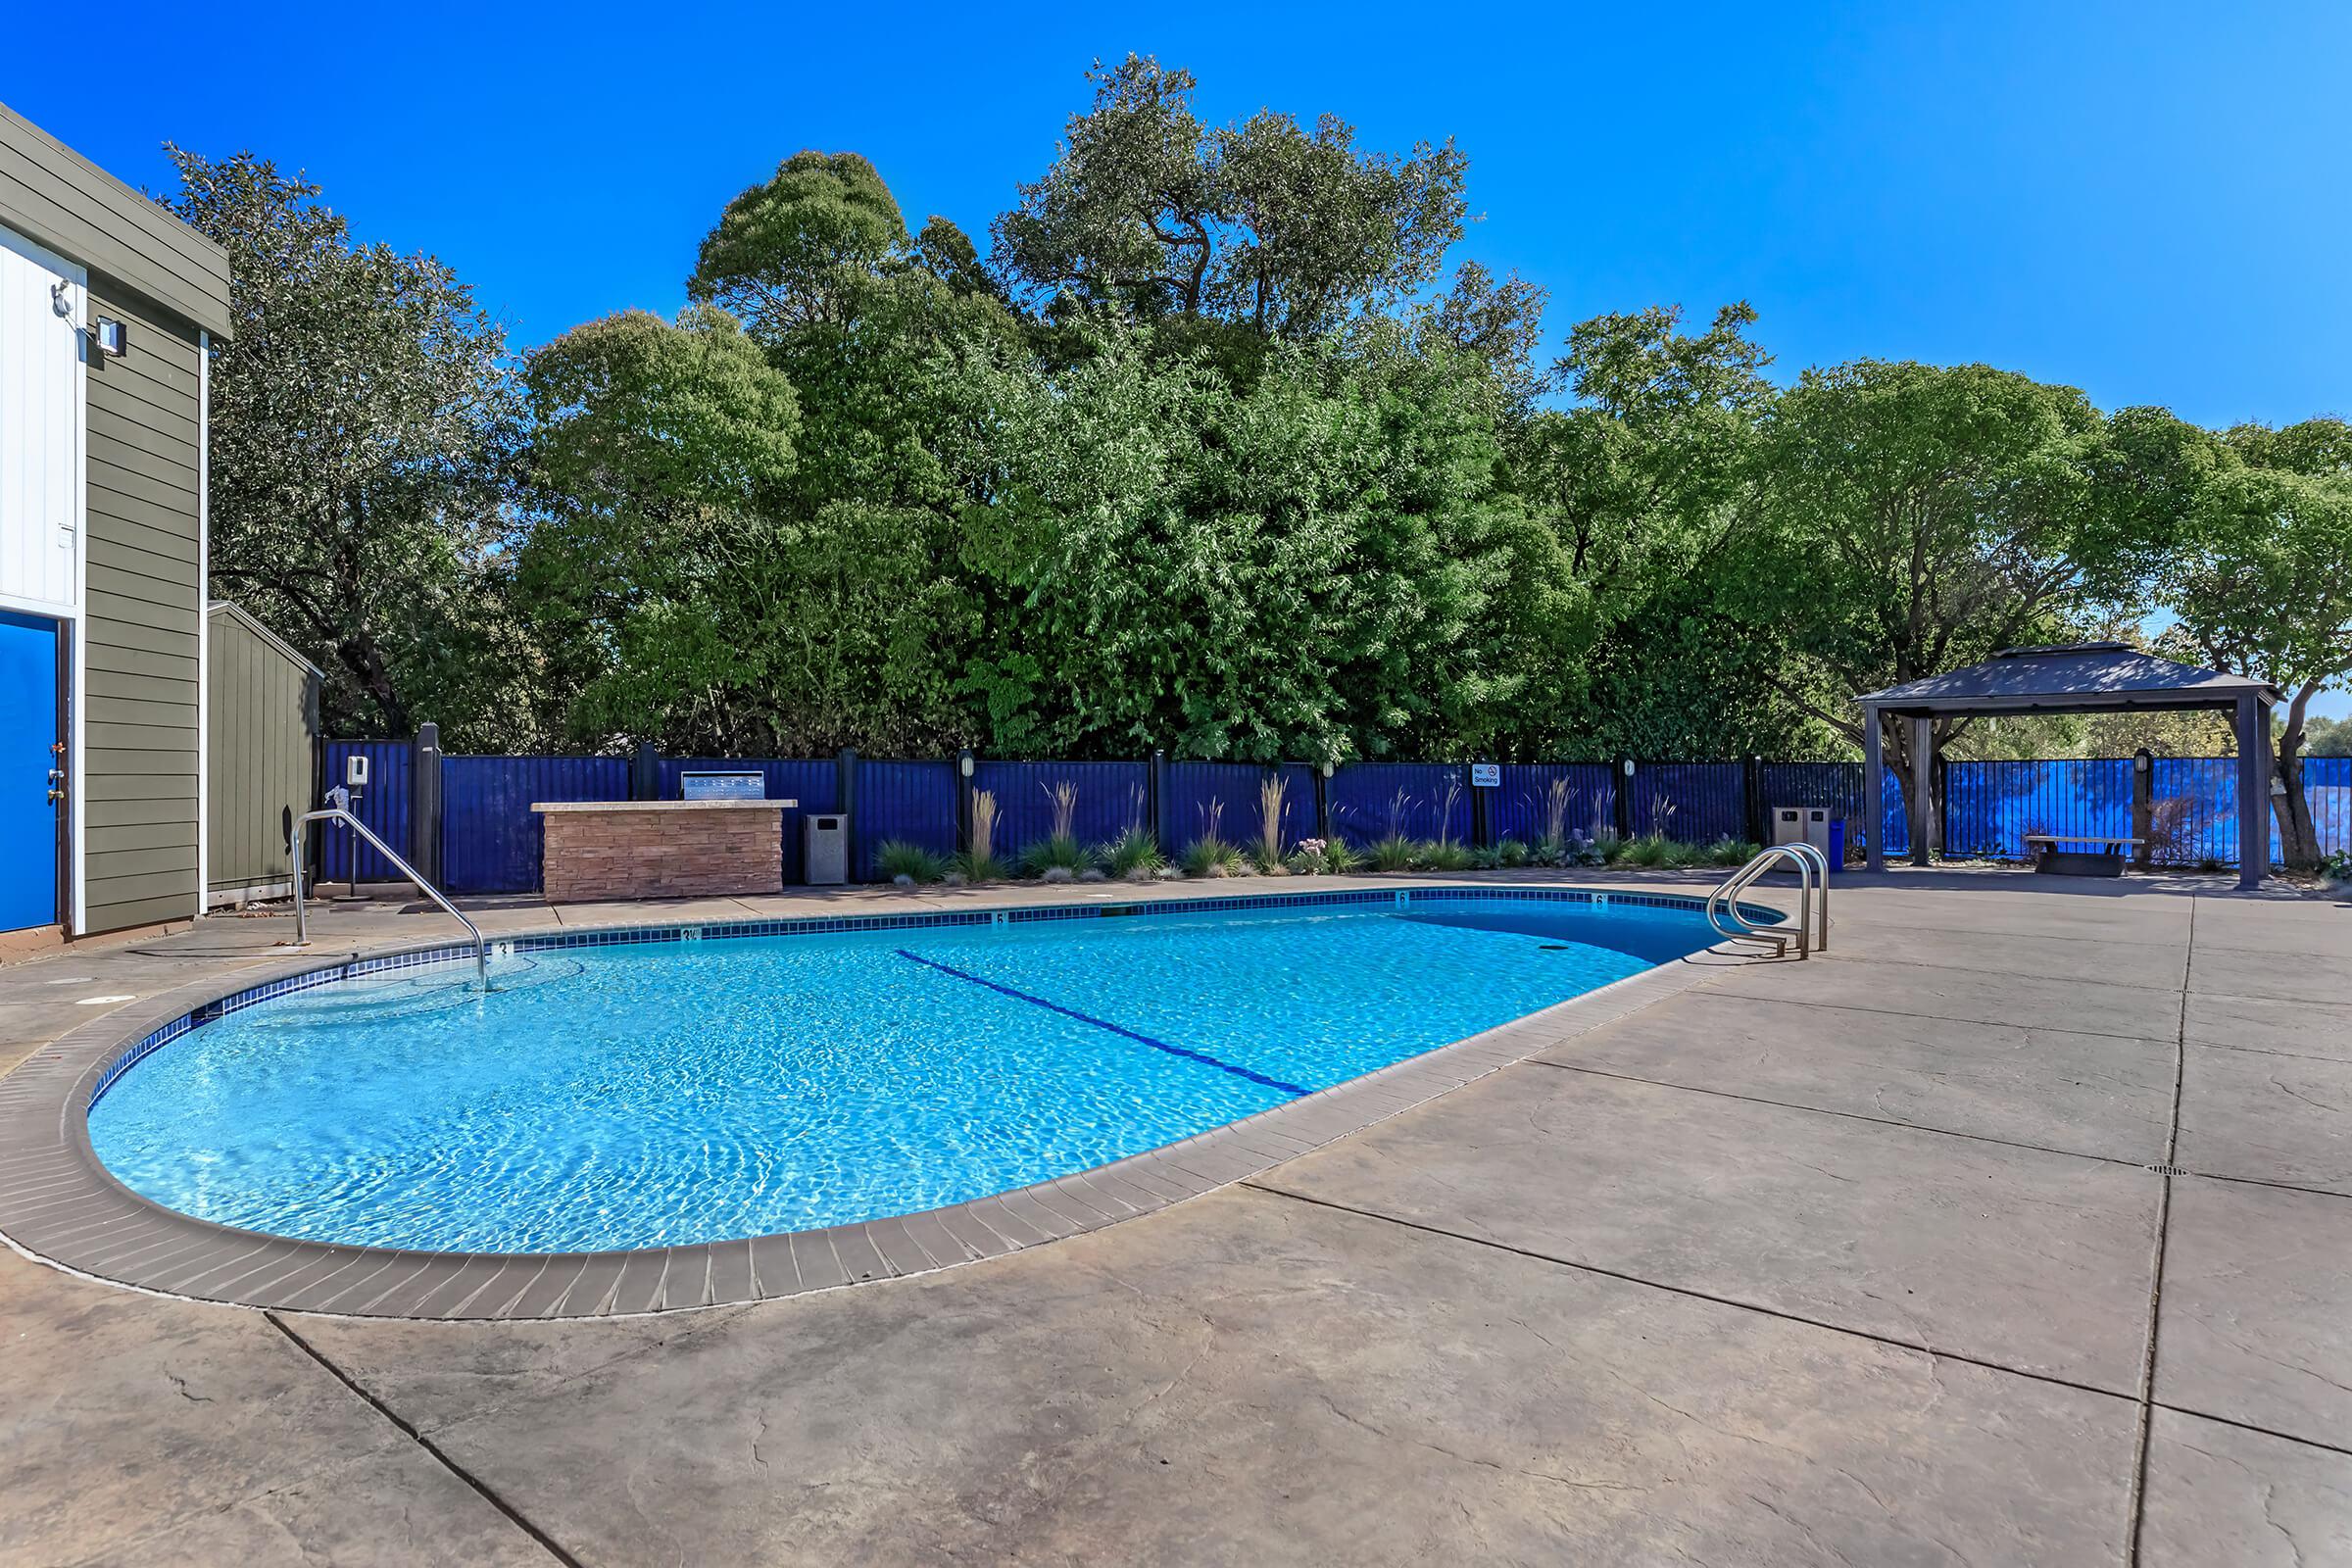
[[88, 895, 1718, 1253]]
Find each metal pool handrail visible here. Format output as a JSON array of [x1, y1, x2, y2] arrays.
[[1706, 843, 1828, 957], [291, 804, 489, 990]]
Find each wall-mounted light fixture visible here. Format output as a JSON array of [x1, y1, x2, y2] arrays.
[[1622, 758, 1636, 777], [957, 752, 974, 778], [1320, 762, 1335, 779], [89, 318, 127, 358]]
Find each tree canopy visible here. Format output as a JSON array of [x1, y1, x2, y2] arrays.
[[166, 146, 523, 739], [173, 54, 2352, 858]]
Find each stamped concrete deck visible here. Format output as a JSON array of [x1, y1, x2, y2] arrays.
[[3, 869, 2347, 1565]]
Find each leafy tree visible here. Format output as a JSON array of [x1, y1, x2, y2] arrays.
[[952, 327, 1513, 761], [518, 306, 982, 754], [1723, 363, 2195, 829], [2159, 419, 2352, 868], [1494, 304, 1779, 753], [993, 56, 1467, 338], [2305, 714, 2352, 759], [519, 150, 1013, 755], [164, 147, 521, 739], [1428, 260, 1550, 416], [687, 151, 906, 337]]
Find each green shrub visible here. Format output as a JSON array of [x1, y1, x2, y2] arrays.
[[1421, 840, 1474, 871], [1612, 833, 1674, 868], [1496, 838, 1532, 867], [1102, 828, 1165, 879], [1182, 835, 1250, 877], [1369, 834, 1420, 871], [876, 840, 951, 884], [1020, 832, 1096, 877], [953, 849, 1009, 884], [1703, 836, 1762, 867], [1320, 836, 1363, 873]]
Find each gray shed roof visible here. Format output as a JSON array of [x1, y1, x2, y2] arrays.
[[1857, 643, 2278, 714]]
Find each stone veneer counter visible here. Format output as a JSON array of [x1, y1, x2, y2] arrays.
[[532, 800, 793, 902]]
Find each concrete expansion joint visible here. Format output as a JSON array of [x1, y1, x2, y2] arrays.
[[265, 1311, 587, 1568]]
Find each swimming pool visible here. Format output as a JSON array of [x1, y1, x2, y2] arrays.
[[87, 890, 1728, 1256]]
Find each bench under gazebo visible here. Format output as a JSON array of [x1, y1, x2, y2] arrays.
[[1857, 645, 2279, 891]]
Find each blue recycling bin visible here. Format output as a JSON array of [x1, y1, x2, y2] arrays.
[[1825, 817, 1844, 875]]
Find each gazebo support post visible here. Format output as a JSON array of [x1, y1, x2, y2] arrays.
[[1862, 704, 1886, 872], [1909, 716, 1935, 867], [2234, 694, 2268, 891]]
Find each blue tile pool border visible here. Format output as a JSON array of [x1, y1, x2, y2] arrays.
[[3, 879, 1792, 1323]]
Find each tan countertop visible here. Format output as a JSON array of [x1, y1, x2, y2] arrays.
[[530, 799, 799, 813]]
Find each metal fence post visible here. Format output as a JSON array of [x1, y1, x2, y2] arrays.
[[631, 741, 661, 802], [1614, 759, 1636, 839], [957, 748, 976, 854], [1148, 749, 1167, 847], [410, 724, 443, 884], [1468, 762, 1490, 849], [2132, 748, 2154, 869], [1934, 750, 1950, 860], [1743, 755, 1766, 846], [837, 748, 860, 881], [1315, 763, 1333, 844]]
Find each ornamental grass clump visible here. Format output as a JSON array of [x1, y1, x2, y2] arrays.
[[1102, 827, 1165, 881], [1182, 798, 1250, 877], [1419, 839, 1473, 871], [1020, 779, 1096, 876], [955, 789, 1009, 882], [876, 840, 951, 884], [1251, 774, 1292, 873]]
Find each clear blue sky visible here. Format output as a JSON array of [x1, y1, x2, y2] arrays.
[[7, 0, 2344, 429], [7, 2, 2347, 706]]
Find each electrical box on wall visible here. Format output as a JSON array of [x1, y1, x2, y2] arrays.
[[344, 754, 369, 789]]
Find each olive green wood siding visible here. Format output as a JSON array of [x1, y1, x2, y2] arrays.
[[82, 287, 203, 932], [2, 102, 230, 935], [0, 103, 232, 340], [207, 605, 320, 897]]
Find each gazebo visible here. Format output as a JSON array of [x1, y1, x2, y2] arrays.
[[1857, 644, 2279, 890]]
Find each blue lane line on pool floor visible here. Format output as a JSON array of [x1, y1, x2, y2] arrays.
[[892, 949, 1311, 1099]]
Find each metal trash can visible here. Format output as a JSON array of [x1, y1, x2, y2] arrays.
[[1771, 806, 1844, 873], [804, 813, 849, 886]]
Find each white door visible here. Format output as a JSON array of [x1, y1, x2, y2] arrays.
[[0, 222, 83, 618]]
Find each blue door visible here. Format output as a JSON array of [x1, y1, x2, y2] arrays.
[[0, 612, 62, 932]]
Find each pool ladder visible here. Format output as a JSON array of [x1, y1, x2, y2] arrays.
[[1706, 844, 1829, 958], [290, 796, 490, 990]]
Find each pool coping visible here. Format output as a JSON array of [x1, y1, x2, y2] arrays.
[[0, 884, 1789, 1321]]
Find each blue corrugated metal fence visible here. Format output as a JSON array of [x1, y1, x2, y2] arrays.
[[318, 740, 412, 882], [440, 757, 632, 895], [973, 760, 1151, 858], [1941, 759, 2135, 860], [1162, 762, 1319, 853], [1327, 763, 1472, 849], [857, 760, 957, 877], [1491, 763, 1617, 845], [305, 744, 2347, 889]]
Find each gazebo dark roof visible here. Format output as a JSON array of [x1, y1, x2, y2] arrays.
[[1857, 643, 2278, 888], [1858, 643, 2278, 715]]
